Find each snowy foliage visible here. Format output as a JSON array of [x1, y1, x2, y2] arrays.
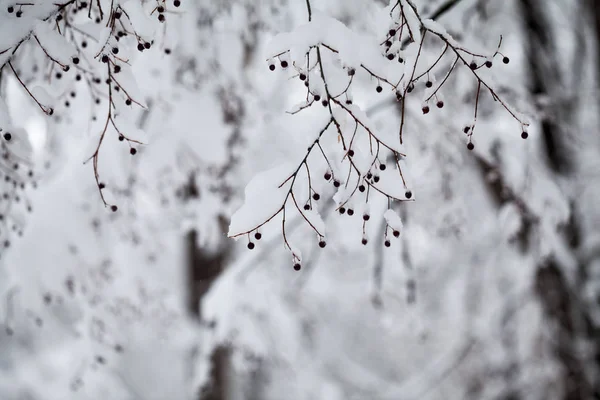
[[0, 0, 599, 399]]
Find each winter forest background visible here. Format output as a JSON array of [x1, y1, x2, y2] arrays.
[[0, 0, 599, 399]]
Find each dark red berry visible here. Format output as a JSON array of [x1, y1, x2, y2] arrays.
[[425, 81, 432, 88], [467, 142, 475, 150], [503, 56, 510, 64], [470, 62, 477, 70], [485, 60, 493, 68], [318, 240, 326, 248], [324, 172, 332, 180], [379, 164, 386, 171], [293, 263, 301, 271], [387, 53, 395, 60], [137, 43, 144, 51], [254, 232, 262, 240], [3, 133, 11, 141], [313, 94, 321, 102], [347, 68, 355, 76], [174, 0, 181, 6], [422, 106, 430, 114], [405, 191, 412, 199], [373, 176, 380, 183], [144, 42, 151, 49], [521, 131, 528, 139], [312, 193, 320, 201], [363, 214, 370, 221], [347, 209, 354, 216], [393, 230, 400, 237], [333, 180, 340, 188], [348, 149, 354, 157], [111, 205, 118, 212], [376, 85, 383, 93], [280, 60, 288, 68], [436, 101, 444, 108], [339, 207, 346, 214], [359, 185, 366, 192], [247, 242, 255, 250], [362, 238, 368, 245], [304, 204, 310, 210], [299, 73, 306, 81], [130, 148, 137, 155], [101, 55, 109, 63], [463, 126, 470, 134], [384, 240, 391, 247]]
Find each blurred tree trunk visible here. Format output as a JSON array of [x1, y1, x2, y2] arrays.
[[183, 174, 232, 400], [519, 0, 599, 398]]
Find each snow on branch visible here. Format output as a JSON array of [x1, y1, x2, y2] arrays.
[[0, 0, 180, 214], [228, 0, 530, 270]]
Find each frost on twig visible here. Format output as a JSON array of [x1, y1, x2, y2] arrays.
[[228, 0, 530, 270]]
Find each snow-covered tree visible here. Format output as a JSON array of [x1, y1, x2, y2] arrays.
[[0, 0, 599, 399]]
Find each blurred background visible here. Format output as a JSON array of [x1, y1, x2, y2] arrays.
[[1, 0, 599, 399]]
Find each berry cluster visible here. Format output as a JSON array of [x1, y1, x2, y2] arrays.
[[229, 0, 529, 271], [1, 1, 175, 212]]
